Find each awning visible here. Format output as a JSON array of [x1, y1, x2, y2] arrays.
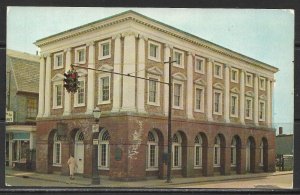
[[13, 132, 30, 140]]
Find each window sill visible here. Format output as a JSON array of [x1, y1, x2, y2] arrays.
[[194, 109, 204, 113], [173, 106, 184, 110], [98, 101, 111, 105], [173, 64, 184, 69], [171, 167, 182, 170], [98, 167, 109, 170], [98, 55, 111, 61], [54, 66, 64, 70], [148, 56, 161, 62], [246, 84, 253, 88], [147, 102, 160, 107], [213, 165, 221, 168], [214, 75, 223, 79], [213, 112, 222, 116], [230, 115, 238, 118], [195, 70, 205, 74], [52, 106, 63, 110], [52, 164, 62, 167], [74, 104, 86, 108], [194, 166, 202, 169], [146, 168, 159, 171], [76, 61, 86, 65]]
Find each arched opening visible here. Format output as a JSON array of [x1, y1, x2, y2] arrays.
[[146, 130, 159, 170], [194, 132, 208, 176], [262, 137, 268, 172], [98, 129, 110, 170], [172, 132, 182, 169], [213, 134, 226, 175], [246, 136, 256, 173], [231, 135, 242, 174], [74, 130, 84, 174]]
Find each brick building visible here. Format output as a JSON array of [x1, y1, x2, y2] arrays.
[[35, 10, 278, 180], [5, 49, 39, 169]]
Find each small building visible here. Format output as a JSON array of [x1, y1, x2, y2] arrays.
[[5, 49, 40, 170], [275, 127, 293, 171]]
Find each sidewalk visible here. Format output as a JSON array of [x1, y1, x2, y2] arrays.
[[5, 167, 292, 188]]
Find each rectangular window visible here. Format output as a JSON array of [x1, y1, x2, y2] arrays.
[[78, 50, 85, 62], [195, 88, 203, 111], [98, 75, 110, 104], [173, 49, 184, 68], [231, 68, 239, 83], [214, 147, 218, 165], [150, 145, 156, 167], [75, 47, 86, 64], [102, 43, 110, 56], [214, 91, 222, 114], [148, 41, 161, 62], [214, 64, 223, 78], [148, 78, 158, 104], [27, 98, 37, 118], [55, 143, 61, 164], [150, 44, 158, 58], [231, 94, 238, 117], [245, 98, 253, 119], [259, 77, 266, 90], [195, 57, 205, 73], [99, 40, 111, 60], [101, 144, 107, 166], [259, 101, 265, 121], [174, 52, 181, 65], [174, 83, 181, 107], [174, 145, 179, 167], [77, 80, 85, 105], [246, 73, 253, 87], [54, 84, 62, 108], [54, 53, 63, 69]]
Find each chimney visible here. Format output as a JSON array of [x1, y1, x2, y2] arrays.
[[279, 127, 283, 135]]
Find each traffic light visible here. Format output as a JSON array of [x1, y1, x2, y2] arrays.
[[63, 65, 79, 93]]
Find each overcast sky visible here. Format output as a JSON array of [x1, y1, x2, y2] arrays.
[[7, 7, 294, 134]]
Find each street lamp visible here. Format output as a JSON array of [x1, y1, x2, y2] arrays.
[[91, 107, 101, 185]]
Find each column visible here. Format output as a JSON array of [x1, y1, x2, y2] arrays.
[[224, 65, 230, 123], [266, 78, 271, 127], [254, 74, 259, 126], [37, 55, 46, 117], [63, 48, 72, 116], [86, 42, 96, 114], [136, 35, 147, 113], [121, 31, 137, 112], [240, 70, 245, 124], [186, 52, 194, 119], [112, 34, 122, 112], [164, 44, 172, 116], [43, 54, 52, 117], [206, 59, 213, 121], [270, 80, 274, 126]]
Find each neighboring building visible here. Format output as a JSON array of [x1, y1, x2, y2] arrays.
[[5, 49, 40, 169], [275, 127, 293, 171], [34, 10, 278, 180]]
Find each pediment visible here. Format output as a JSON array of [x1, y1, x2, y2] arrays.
[[213, 82, 224, 90], [230, 87, 240, 94], [172, 72, 187, 81], [147, 66, 163, 76], [245, 91, 254, 97], [98, 64, 113, 72], [194, 78, 206, 86], [51, 73, 64, 81], [260, 94, 267, 100]]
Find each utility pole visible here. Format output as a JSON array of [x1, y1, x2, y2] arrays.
[[166, 56, 172, 183]]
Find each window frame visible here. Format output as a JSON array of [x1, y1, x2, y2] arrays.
[[98, 39, 111, 60], [172, 133, 182, 169], [259, 77, 266, 90], [172, 80, 184, 110], [147, 74, 160, 106], [214, 63, 223, 79], [173, 49, 185, 68], [98, 130, 110, 170], [213, 89, 223, 115], [148, 40, 161, 62], [246, 73, 253, 87], [146, 131, 159, 170], [75, 46, 86, 64], [52, 82, 63, 109], [74, 78, 86, 107], [259, 142, 264, 166], [194, 85, 205, 113], [194, 134, 203, 168], [195, 56, 205, 74], [259, 100, 266, 121], [53, 52, 64, 70], [213, 136, 221, 167], [230, 93, 239, 117], [231, 138, 237, 167], [53, 132, 62, 166], [98, 74, 111, 105], [245, 97, 253, 120], [231, 68, 239, 83], [27, 97, 37, 118]]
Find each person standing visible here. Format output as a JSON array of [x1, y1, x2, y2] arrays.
[[67, 155, 77, 180]]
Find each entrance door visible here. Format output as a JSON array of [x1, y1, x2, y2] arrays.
[[75, 131, 84, 174]]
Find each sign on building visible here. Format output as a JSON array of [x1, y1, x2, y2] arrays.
[[6, 111, 14, 122]]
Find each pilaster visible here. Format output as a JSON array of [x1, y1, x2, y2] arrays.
[[112, 34, 122, 112], [224, 64, 230, 123], [37, 55, 46, 117], [186, 52, 194, 119], [206, 58, 214, 121], [240, 70, 245, 124], [86, 42, 96, 114], [164, 44, 172, 116], [137, 35, 147, 113], [63, 48, 72, 116], [43, 53, 52, 117]]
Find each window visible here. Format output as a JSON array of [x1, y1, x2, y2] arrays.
[[172, 133, 182, 169], [147, 131, 158, 169], [54, 52, 63, 69], [259, 142, 263, 166], [194, 134, 203, 168], [245, 97, 253, 120], [53, 132, 62, 166], [213, 136, 221, 167], [75, 47, 86, 64], [98, 129, 110, 169], [195, 57, 205, 74], [213, 90, 222, 114], [74, 79, 85, 107], [98, 75, 111, 104], [230, 94, 238, 117], [173, 49, 184, 68], [173, 81, 183, 109], [231, 138, 237, 166], [147, 75, 160, 106], [195, 86, 204, 112], [259, 77, 266, 90], [231, 68, 239, 83], [53, 83, 63, 109], [259, 100, 266, 121], [148, 41, 161, 62], [27, 98, 37, 118], [246, 73, 253, 87], [99, 40, 111, 60], [214, 63, 223, 79]]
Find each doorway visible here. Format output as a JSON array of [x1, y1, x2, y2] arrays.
[[74, 131, 84, 174]]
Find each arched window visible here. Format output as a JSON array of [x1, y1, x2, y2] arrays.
[[98, 129, 110, 169], [259, 141, 263, 166], [231, 137, 237, 166], [194, 134, 203, 167], [75, 131, 84, 142], [213, 135, 221, 167], [172, 133, 182, 168], [147, 131, 158, 169], [53, 132, 62, 165]]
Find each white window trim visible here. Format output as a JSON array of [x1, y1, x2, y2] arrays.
[[245, 97, 253, 120], [98, 39, 111, 60], [194, 136, 203, 168], [194, 85, 205, 113], [53, 133, 62, 166], [98, 130, 110, 170], [231, 140, 237, 167], [259, 142, 264, 166], [75, 46, 86, 64], [231, 68, 239, 83], [246, 73, 253, 87], [148, 40, 161, 62], [52, 81, 63, 109], [213, 89, 223, 115], [173, 49, 185, 68], [74, 78, 86, 107], [259, 100, 266, 121], [214, 63, 223, 79], [147, 74, 160, 106], [172, 144, 182, 169], [259, 77, 266, 90], [172, 80, 184, 110], [195, 56, 205, 74], [230, 93, 239, 117], [53, 52, 64, 70], [213, 145, 221, 167], [98, 74, 111, 105]]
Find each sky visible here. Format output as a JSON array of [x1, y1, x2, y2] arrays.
[[7, 7, 294, 134]]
